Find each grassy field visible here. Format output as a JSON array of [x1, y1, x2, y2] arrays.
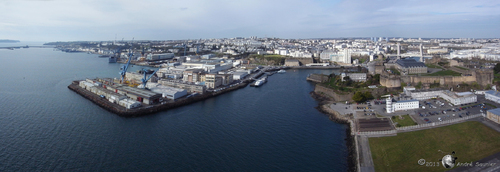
[[392, 115, 417, 127], [426, 63, 443, 69], [424, 70, 462, 76], [369, 121, 500, 172]]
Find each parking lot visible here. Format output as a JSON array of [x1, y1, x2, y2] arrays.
[[412, 96, 494, 124]]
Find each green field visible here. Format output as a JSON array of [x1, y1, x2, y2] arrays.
[[426, 64, 443, 69], [369, 121, 500, 172], [392, 115, 417, 127], [424, 70, 462, 76]]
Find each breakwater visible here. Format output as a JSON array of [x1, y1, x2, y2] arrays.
[[68, 80, 250, 117]]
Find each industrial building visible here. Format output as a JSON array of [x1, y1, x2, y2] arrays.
[[341, 73, 367, 82], [486, 108, 500, 125], [485, 90, 500, 104], [147, 53, 174, 61], [182, 69, 205, 83], [109, 85, 162, 105], [205, 74, 222, 89], [118, 99, 142, 109], [149, 85, 188, 100], [159, 80, 206, 94], [232, 72, 248, 80]]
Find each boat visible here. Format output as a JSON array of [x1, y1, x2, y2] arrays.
[[253, 80, 265, 87], [109, 56, 117, 63], [99, 55, 110, 58], [277, 69, 286, 74]]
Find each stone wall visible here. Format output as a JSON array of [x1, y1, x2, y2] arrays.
[[314, 85, 354, 102], [380, 74, 401, 88], [400, 70, 493, 87]]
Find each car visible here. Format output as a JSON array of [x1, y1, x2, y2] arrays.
[[427, 121, 432, 123], [438, 117, 442, 121], [424, 118, 429, 122], [459, 115, 463, 118]]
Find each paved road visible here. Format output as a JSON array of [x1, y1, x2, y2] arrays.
[[358, 135, 375, 172]]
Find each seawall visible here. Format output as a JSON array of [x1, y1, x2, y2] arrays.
[[310, 91, 358, 172], [68, 80, 250, 117]]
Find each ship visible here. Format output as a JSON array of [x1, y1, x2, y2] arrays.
[[277, 69, 286, 74], [250, 75, 267, 87], [109, 56, 117, 63], [99, 55, 110, 58]]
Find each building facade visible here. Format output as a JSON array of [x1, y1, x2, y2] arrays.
[[485, 90, 500, 104], [486, 108, 500, 124]]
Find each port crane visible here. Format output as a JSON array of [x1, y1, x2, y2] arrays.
[[119, 51, 133, 84], [173, 43, 187, 56], [141, 68, 158, 89]]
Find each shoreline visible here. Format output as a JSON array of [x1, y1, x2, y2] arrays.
[[310, 91, 358, 172], [68, 80, 250, 117]]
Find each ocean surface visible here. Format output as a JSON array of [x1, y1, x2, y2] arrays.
[[0, 47, 348, 171]]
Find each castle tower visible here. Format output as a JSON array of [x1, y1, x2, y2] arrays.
[[386, 95, 393, 113]]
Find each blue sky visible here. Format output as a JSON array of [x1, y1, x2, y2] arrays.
[[1, 0, 499, 42]]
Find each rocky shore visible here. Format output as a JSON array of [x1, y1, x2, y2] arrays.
[[310, 91, 358, 172]]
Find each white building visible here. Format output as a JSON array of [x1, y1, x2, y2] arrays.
[[150, 85, 188, 100], [386, 97, 419, 113], [118, 99, 142, 109], [232, 72, 248, 80], [341, 73, 367, 82], [320, 49, 351, 64], [485, 90, 500, 104], [408, 89, 477, 105], [440, 91, 477, 105]]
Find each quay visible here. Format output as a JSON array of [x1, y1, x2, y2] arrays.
[[68, 80, 250, 117]]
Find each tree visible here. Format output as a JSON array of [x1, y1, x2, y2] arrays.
[[363, 91, 374, 100], [352, 92, 365, 102], [494, 63, 500, 74], [416, 81, 422, 89]]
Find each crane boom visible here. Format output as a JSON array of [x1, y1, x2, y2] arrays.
[[141, 69, 158, 88]]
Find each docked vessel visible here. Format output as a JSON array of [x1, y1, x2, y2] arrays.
[[99, 55, 110, 58], [109, 56, 117, 63], [250, 75, 267, 87], [277, 69, 286, 74]]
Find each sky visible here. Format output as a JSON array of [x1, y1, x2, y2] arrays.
[[1, 0, 499, 42]]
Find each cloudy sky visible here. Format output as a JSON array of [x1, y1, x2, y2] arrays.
[[1, 0, 499, 41]]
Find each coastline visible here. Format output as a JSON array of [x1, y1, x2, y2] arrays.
[[310, 91, 358, 172], [68, 80, 250, 117]]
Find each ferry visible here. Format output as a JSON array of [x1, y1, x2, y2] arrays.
[[277, 69, 286, 74]]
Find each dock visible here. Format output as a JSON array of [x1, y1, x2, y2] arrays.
[[68, 80, 250, 117]]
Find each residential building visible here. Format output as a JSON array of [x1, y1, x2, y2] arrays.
[[341, 73, 367, 82]]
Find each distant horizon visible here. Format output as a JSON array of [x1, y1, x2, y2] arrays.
[[11, 37, 499, 43], [1, 0, 499, 42]]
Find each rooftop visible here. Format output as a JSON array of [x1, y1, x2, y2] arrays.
[[396, 58, 426, 68], [487, 108, 500, 116]]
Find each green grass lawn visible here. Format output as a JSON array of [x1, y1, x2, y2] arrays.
[[426, 63, 443, 69], [392, 115, 417, 127], [485, 103, 497, 108], [424, 70, 462, 76], [369, 121, 500, 172]]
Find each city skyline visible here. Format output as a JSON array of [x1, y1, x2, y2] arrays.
[[1, 0, 499, 42]]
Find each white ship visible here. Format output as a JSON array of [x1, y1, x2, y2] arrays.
[[277, 69, 286, 74]]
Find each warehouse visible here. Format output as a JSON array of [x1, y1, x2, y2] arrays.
[[439, 91, 477, 105], [232, 72, 248, 80], [117, 86, 162, 105], [118, 99, 142, 109], [149, 85, 188, 100]]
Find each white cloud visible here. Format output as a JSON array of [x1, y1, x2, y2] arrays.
[[0, 0, 499, 41]]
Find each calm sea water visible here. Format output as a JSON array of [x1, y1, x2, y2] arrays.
[[0, 48, 348, 171]]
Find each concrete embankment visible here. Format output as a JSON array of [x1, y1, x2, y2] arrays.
[[310, 91, 358, 172], [68, 80, 250, 117]]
